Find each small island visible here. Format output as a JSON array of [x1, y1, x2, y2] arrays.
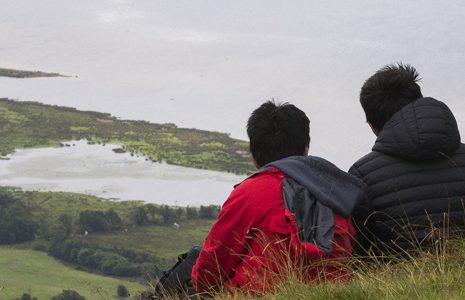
[[0, 67, 65, 78]]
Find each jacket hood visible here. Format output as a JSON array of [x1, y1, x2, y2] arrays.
[[373, 97, 461, 161], [264, 156, 366, 217]]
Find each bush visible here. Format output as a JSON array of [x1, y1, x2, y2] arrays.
[[160, 205, 176, 225], [105, 209, 122, 230], [186, 206, 198, 219], [17, 293, 37, 300], [100, 253, 122, 275], [48, 238, 162, 277], [117, 285, 129, 298], [58, 213, 73, 236], [32, 241, 48, 252], [86, 250, 104, 268], [78, 210, 109, 233], [144, 204, 160, 223], [76, 248, 94, 266], [48, 239, 81, 260], [131, 207, 149, 226], [50, 289, 85, 300], [0, 190, 39, 244], [199, 205, 219, 219], [77, 209, 123, 234], [112, 261, 141, 277]]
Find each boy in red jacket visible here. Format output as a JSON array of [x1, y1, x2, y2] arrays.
[[191, 101, 366, 294]]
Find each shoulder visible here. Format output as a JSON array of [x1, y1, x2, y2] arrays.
[[234, 168, 285, 193], [351, 143, 465, 177], [349, 151, 385, 177], [225, 168, 285, 208], [349, 150, 408, 191]]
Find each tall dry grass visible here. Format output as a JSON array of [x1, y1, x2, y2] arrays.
[[218, 223, 465, 300], [139, 218, 465, 300]]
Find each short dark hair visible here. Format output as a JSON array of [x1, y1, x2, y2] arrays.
[[360, 63, 423, 130], [247, 101, 310, 167]]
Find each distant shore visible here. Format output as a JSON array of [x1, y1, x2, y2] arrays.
[[0, 67, 67, 78], [0, 98, 252, 174]]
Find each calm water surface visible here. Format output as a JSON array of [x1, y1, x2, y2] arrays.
[[0, 141, 244, 206]]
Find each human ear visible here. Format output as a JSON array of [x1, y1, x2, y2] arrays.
[[251, 156, 260, 169], [303, 146, 309, 156]]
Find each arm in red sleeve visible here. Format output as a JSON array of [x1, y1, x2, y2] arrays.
[[192, 188, 253, 292]]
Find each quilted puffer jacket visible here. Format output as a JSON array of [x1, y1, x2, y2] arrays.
[[350, 97, 465, 255]]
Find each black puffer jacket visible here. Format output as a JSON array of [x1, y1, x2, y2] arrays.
[[349, 97, 465, 254]]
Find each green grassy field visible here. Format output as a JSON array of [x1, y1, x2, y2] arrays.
[[5, 187, 465, 299], [2, 187, 213, 255], [1, 186, 215, 282], [0, 247, 146, 300], [85, 219, 213, 260], [0, 98, 252, 174], [14, 189, 145, 226]]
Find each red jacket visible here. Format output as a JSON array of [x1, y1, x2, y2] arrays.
[[192, 163, 361, 294]]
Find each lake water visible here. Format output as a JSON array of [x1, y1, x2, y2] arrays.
[[0, 140, 244, 206], [0, 1, 464, 203]]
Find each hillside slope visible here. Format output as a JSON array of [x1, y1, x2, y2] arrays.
[[0, 247, 146, 299]]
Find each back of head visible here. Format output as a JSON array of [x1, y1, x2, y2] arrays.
[[360, 63, 423, 131], [247, 101, 310, 167]]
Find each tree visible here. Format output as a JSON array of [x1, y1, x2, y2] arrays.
[[131, 207, 149, 226], [144, 204, 160, 223], [50, 289, 86, 300], [77, 248, 95, 266], [48, 213, 74, 243], [117, 285, 129, 298], [105, 209, 122, 230], [58, 214, 73, 236], [0, 189, 38, 244], [199, 205, 219, 219], [175, 207, 184, 220], [112, 261, 140, 277], [48, 238, 81, 261], [78, 210, 109, 233], [160, 205, 176, 225], [186, 206, 198, 219]]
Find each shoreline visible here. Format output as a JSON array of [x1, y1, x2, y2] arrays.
[[0, 67, 68, 78], [0, 140, 244, 206]]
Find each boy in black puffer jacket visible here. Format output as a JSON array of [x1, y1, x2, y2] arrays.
[[350, 63, 465, 256]]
